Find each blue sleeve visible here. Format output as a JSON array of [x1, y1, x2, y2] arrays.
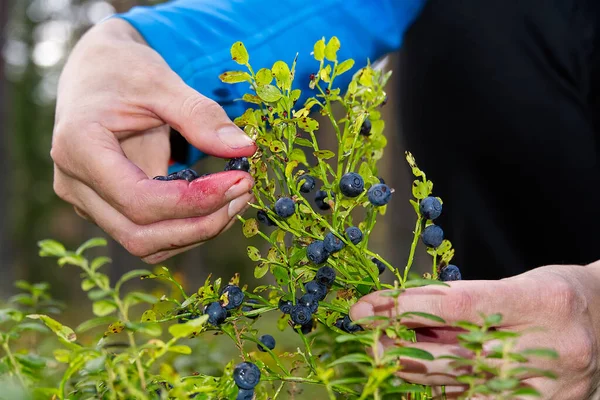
[[116, 0, 426, 172]]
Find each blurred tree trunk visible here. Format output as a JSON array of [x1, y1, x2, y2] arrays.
[[0, 0, 11, 294]]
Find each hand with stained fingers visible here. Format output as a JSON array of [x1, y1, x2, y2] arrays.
[[51, 18, 256, 263], [350, 262, 600, 399]]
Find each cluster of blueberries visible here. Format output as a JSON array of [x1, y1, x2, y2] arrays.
[[418, 196, 462, 281], [152, 157, 251, 182]]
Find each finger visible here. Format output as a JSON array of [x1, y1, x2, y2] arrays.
[[53, 124, 253, 224], [149, 72, 256, 158], [120, 124, 170, 177], [350, 280, 540, 328], [431, 385, 469, 399], [59, 172, 253, 258]]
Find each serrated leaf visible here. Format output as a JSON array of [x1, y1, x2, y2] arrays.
[[247, 246, 261, 262], [271, 61, 291, 90], [168, 315, 209, 339], [92, 300, 117, 317], [335, 59, 354, 76], [219, 71, 252, 83], [313, 150, 335, 160], [75, 238, 107, 255], [27, 314, 76, 344], [76, 316, 117, 333], [255, 68, 272, 86], [313, 38, 325, 61], [242, 218, 259, 238], [327, 353, 372, 367], [230, 41, 249, 65], [256, 84, 282, 102], [254, 263, 269, 279], [324, 36, 340, 62]]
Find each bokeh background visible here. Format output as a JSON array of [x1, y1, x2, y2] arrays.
[[0, 0, 429, 324]]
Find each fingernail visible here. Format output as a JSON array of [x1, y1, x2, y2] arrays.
[[350, 301, 374, 322], [225, 179, 253, 200], [217, 125, 254, 149], [228, 195, 251, 219]]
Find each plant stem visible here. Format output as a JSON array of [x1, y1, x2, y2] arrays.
[[402, 216, 424, 286], [2, 341, 26, 388]]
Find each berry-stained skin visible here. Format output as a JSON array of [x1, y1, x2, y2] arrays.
[[367, 183, 392, 206], [274, 197, 295, 218], [419, 196, 442, 220], [177, 168, 200, 182], [306, 240, 330, 264], [315, 266, 336, 287], [323, 232, 345, 253], [297, 174, 316, 193], [345, 226, 363, 245], [421, 224, 444, 248], [257, 334, 276, 352], [339, 172, 365, 198], [233, 362, 261, 390], [439, 264, 462, 281], [205, 302, 227, 326]]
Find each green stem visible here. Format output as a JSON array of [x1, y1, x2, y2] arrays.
[[2, 341, 26, 388], [432, 252, 438, 279], [402, 216, 424, 286]]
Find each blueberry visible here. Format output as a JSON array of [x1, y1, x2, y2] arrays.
[[225, 157, 250, 172], [345, 226, 363, 245], [299, 293, 319, 313], [278, 298, 294, 314], [421, 224, 444, 248], [221, 285, 245, 310], [257, 334, 276, 352], [204, 302, 227, 326], [233, 361, 261, 390], [372, 257, 386, 275], [176, 168, 199, 182], [339, 172, 364, 198], [242, 299, 260, 319], [274, 197, 295, 218], [290, 305, 312, 326], [236, 389, 254, 400], [306, 241, 329, 264], [166, 172, 181, 181], [298, 174, 316, 193], [342, 315, 363, 333], [367, 183, 392, 206], [380, 95, 388, 107], [315, 189, 333, 211], [419, 196, 442, 220], [378, 177, 386, 184], [257, 210, 275, 226], [298, 320, 315, 335], [334, 318, 345, 331], [315, 266, 336, 287], [323, 232, 344, 253], [304, 280, 328, 301], [440, 264, 462, 281], [360, 119, 372, 136], [153, 175, 168, 181]]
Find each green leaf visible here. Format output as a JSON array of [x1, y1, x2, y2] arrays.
[[520, 348, 559, 359], [141, 310, 156, 322], [335, 59, 354, 76], [271, 61, 291, 90], [511, 387, 541, 397], [81, 279, 95, 292], [75, 237, 107, 255], [399, 311, 445, 324], [126, 322, 162, 337], [38, 240, 66, 257], [404, 279, 449, 288], [92, 300, 117, 317], [327, 353, 372, 368], [255, 68, 272, 86], [289, 148, 308, 166], [219, 71, 252, 83], [76, 316, 117, 333], [106, 321, 125, 335], [14, 354, 46, 370], [242, 93, 261, 104], [87, 288, 113, 301], [324, 36, 341, 62], [269, 140, 285, 153], [115, 269, 152, 293], [53, 349, 71, 363], [10, 322, 48, 335], [295, 138, 314, 148], [168, 315, 209, 339], [242, 218, 259, 238], [256, 84, 282, 102], [230, 41, 249, 65], [383, 346, 434, 361], [58, 254, 85, 267], [91, 256, 111, 272], [313, 38, 325, 61], [359, 67, 373, 87], [124, 291, 158, 307], [297, 116, 319, 133], [484, 313, 503, 326], [313, 150, 335, 160], [168, 345, 192, 355], [247, 246, 261, 261], [486, 377, 519, 391], [254, 263, 269, 279], [27, 314, 77, 344]]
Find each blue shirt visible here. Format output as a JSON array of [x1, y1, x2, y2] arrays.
[[116, 0, 426, 172]]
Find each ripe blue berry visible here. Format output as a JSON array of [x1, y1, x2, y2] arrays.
[[315, 189, 333, 210], [421, 224, 444, 248], [323, 232, 344, 253], [298, 320, 314, 334], [233, 362, 261, 390], [298, 174, 316, 193], [274, 197, 295, 218], [176, 168, 199, 182], [242, 299, 260, 319], [420, 196, 442, 220], [257, 334, 276, 352], [290, 305, 312, 326], [334, 318, 345, 331], [372, 257, 386, 275], [345, 226, 363, 245], [278, 298, 293, 314], [166, 172, 180, 181], [367, 183, 392, 206], [342, 315, 363, 333], [315, 266, 336, 287], [339, 172, 364, 197], [299, 293, 319, 313], [153, 175, 168, 181], [236, 389, 254, 400], [225, 157, 250, 172], [307, 241, 329, 264], [205, 302, 227, 326], [360, 119, 372, 136], [440, 264, 462, 281], [305, 280, 328, 301], [256, 210, 275, 226], [221, 285, 245, 310], [378, 177, 386, 184]]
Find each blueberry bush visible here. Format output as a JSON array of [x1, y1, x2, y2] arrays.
[[0, 38, 558, 399]]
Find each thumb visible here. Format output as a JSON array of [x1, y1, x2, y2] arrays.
[[150, 73, 256, 159]]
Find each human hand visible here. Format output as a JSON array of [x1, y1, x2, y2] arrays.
[[51, 19, 257, 263], [350, 261, 600, 399]]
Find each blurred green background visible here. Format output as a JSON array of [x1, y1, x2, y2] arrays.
[[0, 0, 429, 323]]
